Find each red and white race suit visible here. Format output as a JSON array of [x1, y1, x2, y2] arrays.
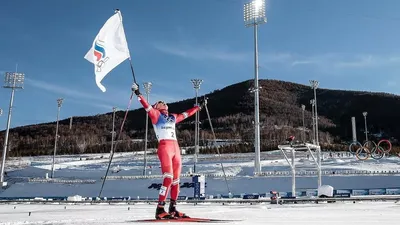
[[137, 95, 200, 202]]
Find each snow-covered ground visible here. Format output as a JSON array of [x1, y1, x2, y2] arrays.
[[11, 150, 400, 176], [1, 150, 400, 224], [1, 150, 400, 198], [1, 201, 399, 224]]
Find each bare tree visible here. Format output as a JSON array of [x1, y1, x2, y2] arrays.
[[77, 140, 87, 154]]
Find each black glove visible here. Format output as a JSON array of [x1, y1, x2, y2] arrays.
[[198, 97, 208, 110], [131, 83, 141, 96]]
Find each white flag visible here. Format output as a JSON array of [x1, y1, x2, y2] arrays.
[[84, 10, 130, 92]]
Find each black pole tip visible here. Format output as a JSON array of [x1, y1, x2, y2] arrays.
[[114, 8, 120, 12]]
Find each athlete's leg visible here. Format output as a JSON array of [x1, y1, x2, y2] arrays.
[[170, 141, 182, 201], [169, 142, 188, 218], [155, 141, 174, 219], [157, 141, 174, 202]]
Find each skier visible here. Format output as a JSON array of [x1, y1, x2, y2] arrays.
[[286, 135, 295, 146], [131, 83, 207, 219]]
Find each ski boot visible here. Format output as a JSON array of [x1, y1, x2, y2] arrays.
[[155, 202, 174, 220], [169, 200, 190, 218]]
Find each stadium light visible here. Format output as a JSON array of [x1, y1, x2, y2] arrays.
[[310, 80, 322, 187], [191, 79, 203, 173], [301, 104, 305, 143], [143, 82, 152, 176], [309, 99, 315, 144], [110, 107, 117, 155], [244, 0, 266, 175], [363, 112, 368, 142], [244, 0, 267, 27], [1, 72, 24, 185], [309, 80, 319, 146], [51, 98, 64, 178]]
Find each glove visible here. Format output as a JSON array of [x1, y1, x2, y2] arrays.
[[198, 97, 208, 110], [131, 83, 141, 96]]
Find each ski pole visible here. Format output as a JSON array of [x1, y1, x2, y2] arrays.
[[203, 96, 231, 194]]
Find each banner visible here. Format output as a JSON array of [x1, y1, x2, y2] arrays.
[[84, 10, 130, 92], [369, 188, 386, 195], [306, 189, 318, 197], [334, 189, 350, 194], [352, 189, 369, 196], [386, 188, 400, 195]]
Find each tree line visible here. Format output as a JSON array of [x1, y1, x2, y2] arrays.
[[1, 79, 400, 158]]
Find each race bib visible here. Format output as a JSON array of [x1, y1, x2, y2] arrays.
[[154, 114, 177, 141]]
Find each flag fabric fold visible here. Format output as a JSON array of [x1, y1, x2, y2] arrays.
[[84, 10, 130, 92]]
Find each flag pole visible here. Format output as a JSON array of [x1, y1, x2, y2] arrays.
[[98, 91, 134, 197], [128, 59, 137, 84], [114, 9, 138, 84], [98, 9, 139, 197]]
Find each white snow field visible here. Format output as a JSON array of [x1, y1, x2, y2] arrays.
[[2, 150, 400, 198], [1, 150, 400, 224], [1, 201, 400, 224]]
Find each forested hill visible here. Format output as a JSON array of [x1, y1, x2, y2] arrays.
[[1, 79, 400, 157]]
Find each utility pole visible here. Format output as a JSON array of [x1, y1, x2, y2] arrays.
[[310, 99, 315, 144], [363, 112, 368, 142], [143, 82, 152, 176], [1, 71, 24, 186], [244, 0, 266, 175], [191, 79, 203, 173], [51, 98, 64, 178], [301, 104, 305, 143], [310, 80, 319, 146], [110, 107, 117, 155]]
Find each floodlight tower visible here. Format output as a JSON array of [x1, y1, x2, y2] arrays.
[[191, 79, 203, 173], [301, 104, 306, 143], [363, 112, 368, 142], [310, 99, 315, 144], [244, 0, 266, 175], [309, 80, 319, 146], [310, 80, 322, 187], [110, 107, 117, 155], [51, 98, 64, 178], [1, 72, 24, 185], [143, 82, 152, 176]]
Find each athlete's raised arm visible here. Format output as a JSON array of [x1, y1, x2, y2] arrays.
[[173, 98, 207, 124], [131, 83, 160, 124], [173, 107, 199, 124]]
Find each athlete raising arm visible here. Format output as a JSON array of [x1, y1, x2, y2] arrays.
[[131, 83, 207, 220]]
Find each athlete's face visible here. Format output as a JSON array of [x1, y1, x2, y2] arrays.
[[154, 101, 168, 113]]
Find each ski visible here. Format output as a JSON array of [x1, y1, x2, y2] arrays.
[[130, 217, 238, 223]]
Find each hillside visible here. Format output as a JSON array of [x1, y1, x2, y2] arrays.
[[1, 79, 400, 157]]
